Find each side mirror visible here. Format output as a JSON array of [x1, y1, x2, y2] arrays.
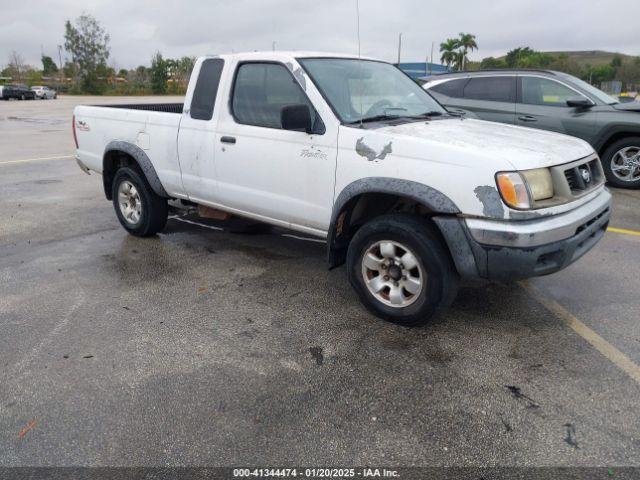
[[566, 97, 594, 108], [281, 104, 312, 134]]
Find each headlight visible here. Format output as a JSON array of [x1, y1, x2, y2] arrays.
[[496, 168, 554, 210], [521, 168, 554, 201]]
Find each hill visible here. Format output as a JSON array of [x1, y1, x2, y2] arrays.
[[541, 50, 636, 67], [494, 50, 638, 67]]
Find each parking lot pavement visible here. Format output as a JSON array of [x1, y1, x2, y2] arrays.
[[1, 97, 640, 467]]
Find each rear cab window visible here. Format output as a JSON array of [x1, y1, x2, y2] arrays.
[[190, 58, 225, 120]]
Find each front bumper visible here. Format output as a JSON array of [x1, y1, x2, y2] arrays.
[[435, 188, 611, 281]]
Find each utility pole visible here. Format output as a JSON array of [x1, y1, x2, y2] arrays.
[[272, 41, 276, 51], [57, 45, 63, 84], [397, 33, 402, 65], [429, 41, 434, 75]]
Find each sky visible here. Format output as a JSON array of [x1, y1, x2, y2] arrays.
[[0, 0, 638, 70]]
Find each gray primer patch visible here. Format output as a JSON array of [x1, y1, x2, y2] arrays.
[[474, 185, 505, 219], [355, 137, 393, 162]]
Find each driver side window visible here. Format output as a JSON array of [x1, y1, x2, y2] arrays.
[[232, 63, 317, 129]]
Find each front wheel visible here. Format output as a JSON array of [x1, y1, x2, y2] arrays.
[[347, 214, 458, 326], [601, 137, 640, 188], [112, 167, 168, 237]]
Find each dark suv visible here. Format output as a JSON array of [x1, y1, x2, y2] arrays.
[[423, 70, 640, 188], [1, 84, 36, 100]]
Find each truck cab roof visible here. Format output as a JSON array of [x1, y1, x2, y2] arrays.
[[210, 51, 376, 62]]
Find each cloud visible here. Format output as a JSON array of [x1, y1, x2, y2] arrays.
[[0, 0, 637, 69]]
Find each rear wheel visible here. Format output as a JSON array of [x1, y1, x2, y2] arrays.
[[601, 137, 640, 188], [347, 214, 458, 326], [112, 167, 168, 237]]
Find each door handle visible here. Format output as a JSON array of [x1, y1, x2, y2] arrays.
[[220, 136, 236, 144], [518, 115, 537, 122]]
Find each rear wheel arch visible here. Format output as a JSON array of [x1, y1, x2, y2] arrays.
[[327, 178, 460, 269], [102, 141, 169, 200]]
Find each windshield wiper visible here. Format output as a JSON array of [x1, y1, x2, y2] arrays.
[[409, 111, 444, 118], [347, 114, 402, 125]]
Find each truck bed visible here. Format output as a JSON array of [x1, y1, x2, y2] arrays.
[[90, 103, 184, 114]]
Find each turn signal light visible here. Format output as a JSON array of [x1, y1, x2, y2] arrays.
[[496, 172, 531, 209]]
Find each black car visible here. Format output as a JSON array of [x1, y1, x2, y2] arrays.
[[1, 84, 36, 100], [423, 70, 640, 188]]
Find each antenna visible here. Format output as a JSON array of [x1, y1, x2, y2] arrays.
[[356, 0, 363, 129]]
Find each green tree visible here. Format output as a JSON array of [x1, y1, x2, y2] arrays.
[[150, 52, 168, 94], [516, 52, 554, 68], [616, 58, 640, 90], [480, 57, 507, 69], [610, 54, 623, 69], [505, 47, 535, 68], [64, 14, 111, 93], [590, 64, 616, 85], [457, 32, 478, 70], [41, 55, 58, 76], [439, 38, 460, 70], [548, 54, 584, 78], [117, 68, 129, 78], [63, 61, 78, 80]]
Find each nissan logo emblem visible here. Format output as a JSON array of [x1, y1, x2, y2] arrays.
[[580, 168, 591, 183]]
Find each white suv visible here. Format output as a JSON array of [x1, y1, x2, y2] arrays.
[[31, 86, 57, 99]]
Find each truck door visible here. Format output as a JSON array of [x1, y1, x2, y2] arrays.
[[516, 75, 596, 141], [177, 58, 225, 202], [213, 61, 338, 233]]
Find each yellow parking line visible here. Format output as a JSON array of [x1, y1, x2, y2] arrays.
[[0, 155, 74, 165], [608, 227, 640, 237], [521, 282, 640, 384]]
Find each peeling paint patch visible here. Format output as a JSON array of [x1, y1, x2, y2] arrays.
[[474, 185, 505, 218], [356, 137, 393, 162], [286, 62, 307, 90]]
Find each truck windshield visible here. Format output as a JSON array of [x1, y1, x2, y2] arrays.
[[298, 58, 447, 124]]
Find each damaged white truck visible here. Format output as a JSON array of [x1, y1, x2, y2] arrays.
[[73, 52, 611, 325]]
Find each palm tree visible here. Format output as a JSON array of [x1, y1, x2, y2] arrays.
[[457, 33, 478, 70], [440, 38, 460, 70]]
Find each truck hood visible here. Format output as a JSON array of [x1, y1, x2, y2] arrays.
[[374, 118, 594, 170]]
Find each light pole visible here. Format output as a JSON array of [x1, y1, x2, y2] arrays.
[[57, 45, 63, 84], [397, 33, 402, 64]]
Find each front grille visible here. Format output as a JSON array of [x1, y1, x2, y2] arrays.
[[563, 158, 602, 194]]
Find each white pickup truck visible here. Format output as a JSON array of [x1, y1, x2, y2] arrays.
[[74, 51, 611, 325]]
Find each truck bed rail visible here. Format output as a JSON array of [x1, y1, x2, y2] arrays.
[[90, 103, 184, 114]]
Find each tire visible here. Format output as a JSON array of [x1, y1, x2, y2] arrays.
[[347, 214, 458, 326], [111, 166, 168, 237], [20, 94, 25, 100], [601, 136, 640, 189]]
